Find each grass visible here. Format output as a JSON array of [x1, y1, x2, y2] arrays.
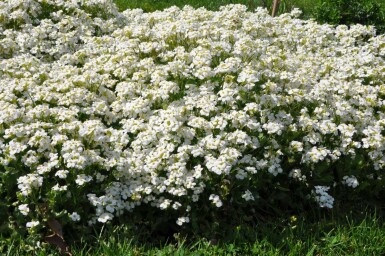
[[97, 215, 385, 255], [3, 211, 385, 255], [74, 211, 385, 255]]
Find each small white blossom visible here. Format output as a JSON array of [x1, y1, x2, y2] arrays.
[[18, 204, 30, 216], [290, 141, 303, 152], [26, 220, 40, 229], [241, 190, 255, 201], [55, 170, 69, 179], [209, 194, 223, 207], [97, 213, 113, 223], [52, 184, 68, 191], [314, 186, 334, 209], [342, 176, 359, 188], [75, 175, 93, 186], [69, 212, 81, 222], [176, 216, 190, 226], [289, 169, 306, 181]]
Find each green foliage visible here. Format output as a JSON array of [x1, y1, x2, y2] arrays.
[[314, 0, 385, 34]]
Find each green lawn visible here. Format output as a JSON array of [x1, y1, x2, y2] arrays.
[[4, 212, 385, 255], [73, 214, 385, 255]]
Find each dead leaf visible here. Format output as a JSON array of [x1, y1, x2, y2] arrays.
[[45, 218, 72, 256]]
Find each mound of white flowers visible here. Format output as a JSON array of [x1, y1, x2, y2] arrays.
[[1, 0, 385, 232]]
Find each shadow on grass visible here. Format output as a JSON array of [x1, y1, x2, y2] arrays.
[[62, 198, 385, 255], [2, 197, 385, 255]]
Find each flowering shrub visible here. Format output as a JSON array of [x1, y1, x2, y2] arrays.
[[1, 0, 385, 244]]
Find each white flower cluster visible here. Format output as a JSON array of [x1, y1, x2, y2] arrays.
[[1, 1, 385, 227], [26, 220, 40, 229], [18, 204, 30, 216], [342, 175, 359, 188], [209, 194, 223, 207], [314, 186, 334, 209], [176, 216, 190, 226], [17, 173, 43, 196], [69, 212, 81, 222], [288, 169, 306, 182], [241, 190, 255, 201]]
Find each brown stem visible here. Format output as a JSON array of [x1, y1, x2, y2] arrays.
[[272, 0, 281, 17]]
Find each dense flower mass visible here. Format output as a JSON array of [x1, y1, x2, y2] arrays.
[[1, 0, 385, 230]]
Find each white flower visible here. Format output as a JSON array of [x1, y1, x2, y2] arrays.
[[305, 147, 330, 163], [95, 173, 106, 182], [75, 174, 93, 186], [342, 176, 359, 188], [209, 194, 223, 207], [235, 169, 247, 180], [69, 212, 81, 222], [263, 122, 284, 135], [241, 190, 255, 201], [26, 220, 40, 229], [289, 169, 306, 181], [289, 141, 303, 152], [97, 213, 113, 223], [106, 205, 115, 213], [192, 194, 199, 202], [18, 204, 30, 216], [17, 174, 43, 196], [172, 202, 182, 210], [314, 186, 334, 209], [176, 217, 190, 226], [55, 170, 69, 179], [52, 184, 68, 191]]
